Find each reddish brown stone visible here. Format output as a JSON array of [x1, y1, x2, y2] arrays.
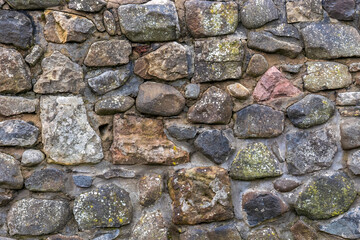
[[253, 66, 301, 102], [168, 166, 234, 225], [273, 178, 301, 192], [110, 115, 189, 165], [139, 173, 163, 206], [291, 220, 318, 240]]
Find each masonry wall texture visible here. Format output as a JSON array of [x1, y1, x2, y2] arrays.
[[0, 0, 360, 239]]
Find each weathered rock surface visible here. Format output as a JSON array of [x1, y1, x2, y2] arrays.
[[253, 66, 301, 102], [132, 211, 168, 240], [103, 10, 116, 35], [194, 129, 233, 164], [110, 115, 189, 165], [102, 168, 136, 179], [180, 224, 241, 240], [44, 10, 95, 43], [0, 120, 39, 147], [139, 174, 163, 206], [95, 96, 134, 115], [230, 142, 282, 180], [246, 54, 268, 77], [301, 23, 360, 59], [291, 220, 319, 240], [68, 0, 106, 12], [349, 63, 360, 73], [25, 45, 44, 66], [0, 189, 14, 207], [280, 64, 303, 73], [47, 235, 84, 240], [25, 169, 65, 192], [73, 175, 93, 188], [227, 83, 250, 99], [7, 198, 71, 236], [295, 172, 356, 219], [286, 0, 323, 23], [348, 150, 360, 175], [287, 94, 335, 128], [273, 178, 301, 192], [21, 150, 44, 167], [242, 191, 288, 227], [40, 96, 103, 165], [185, 84, 200, 99], [193, 37, 244, 83], [234, 104, 285, 138], [73, 184, 132, 230], [340, 118, 360, 150], [84, 40, 132, 67], [168, 166, 233, 225], [136, 82, 185, 116], [286, 128, 337, 175], [0, 10, 33, 49], [166, 124, 197, 140], [0, 47, 31, 94], [248, 227, 280, 240], [323, 0, 355, 21], [0, 96, 38, 117], [0, 153, 23, 190], [34, 51, 85, 94], [134, 42, 189, 81], [336, 92, 360, 106], [303, 62, 352, 92], [188, 87, 232, 124], [240, 0, 278, 29], [5, 0, 61, 9], [185, 1, 238, 37], [118, 0, 180, 42]]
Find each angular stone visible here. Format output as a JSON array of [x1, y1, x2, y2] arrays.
[[110, 115, 189, 165], [301, 23, 360, 59], [234, 104, 284, 138], [323, 0, 355, 21], [246, 54, 268, 77], [247, 31, 303, 58], [0, 96, 38, 117], [40, 96, 104, 165], [84, 40, 132, 67], [25, 169, 65, 192], [135, 42, 188, 81], [0, 10, 33, 49], [0, 47, 31, 94], [132, 211, 168, 240], [286, 128, 337, 175], [0, 153, 23, 190], [95, 96, 134, 115], [194, 129, 233, 164], [118, 0, 180, 42], [185, 1, 238, 37], [168, 166, 234, 225], [102, 168, 136, 179], [103, 10, 116, 35], [5, 0, 61, 9], [103, 75, 143, 98], [0, 120, 39, 147], [230, 142, 282, 180], [286, 0, 323, 23], [303, 62, 352, 92], [265, 23, 301, 39], [193, 37, 244, 83], [136, 82, 185, 116], [227, 83, 250, 99], [295, 172, 356, 219], [73, 175, 93, 188], [253, 66, 301, 102], [273, 178, 301, 192], [319, 206, 360, 239], [44, 10, 95, 43], [25, 45, 44, 66], [280, 64, 303, 73], [68, 0, 106, 12], [7, 198, 71, 236], [73, 184, 132, 230], [34, 51, 85, 94], [248, 227, 279, 240], [336, 92, 360, 106], [21, 149, 45, 167], [188, 87, 232, 124], [0, 189, 14, 207], [287, 94, 335, 128], [180, 224, 241, 240], [185, 84, 200, 99], [139, 173, 163, 206], [291, 220, 318, 240], [240, 0, 278, 29], [166, 124, 197, 140], [242, 191, 288, 227], [340, 118, 360, 150]]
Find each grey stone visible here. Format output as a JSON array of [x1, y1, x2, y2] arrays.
[[5, 0, 61, 9], [0, 96, 38, 117], [180, 224, 241, 240], [25, 45, 44, 66], [95, 96, 134, 115], [340, 118, 360, 150], [0, 120, 39, 147], [136, 81, 185, 116], [265, 23, 300, 39], [286, 128, 337, 175], [248, 227, 280, 240], [166, 124, 197, 140], [21, 149, 44, 167], [301, 23, 360, 59], [73, 175, 93, 188], [234, 104, 285, 138], [34, 51, 85, 94], [195, 129, 233, 164], [25, 168, 65, 192], [103, 75, 144, 98], [132, 211, 167, 240], [246, 54, 268, 77], [118, 0, 180, 42], [0, 10, 33, 49], [103, 168, 136, 179], [348, 150, 360, 175], [336, 92, 360, 106], [286, 0, 323, 23], [103, 10, 116, 35], [93, 229, 120, 240], [68, 0, 106, 12], [40, 96, 104, 165], [185, 84, 200, 99], [0, 189, 14, 207], [280, 64, 303, 73], [73, 184, 132, 230], [0, 153, 23, 189], [7, 198, 71, 236], [323, 0, 355, 21], [240, 0, 278, 29], [287, 94, 335, 128]]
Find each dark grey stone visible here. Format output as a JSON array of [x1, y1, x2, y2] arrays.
[[93, 229, 120, 240], [68, 0, 106, 12], [323, 0, 355, 20], [240, 0, 278, 29], [73, 175, 93, 188], [103, 75, 144, 98], [102, 168, 136, 179], [25, 168, 65, 192], [0, 120, 39, 147], [265, 23, 300, 39], [280, 64, 303, 73], [166, 124, 197, 140], [5, 0, 61, 9], [0, 153, 23, 190]]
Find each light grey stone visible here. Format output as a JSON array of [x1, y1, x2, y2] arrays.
[[21, 149, 44, 167], [0, 96, 38, 117]]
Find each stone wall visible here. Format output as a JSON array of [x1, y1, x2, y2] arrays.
[[0, 0, 360, 239]]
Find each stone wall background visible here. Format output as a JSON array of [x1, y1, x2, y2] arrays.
[[0, 0, 360, 239]]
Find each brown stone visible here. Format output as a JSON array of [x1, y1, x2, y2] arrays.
[[47, 235, 84, 240], [134, 42, 189, 81], [139, 173, 163, 206], [291, 220, 318, 240], [226, 83, 250, 99], [246, 54, 268, 77], [110, 115, 189, 165], [286, 0, 323, 23], [323, 0, 355, 21], [168, 166, 234, 225], [273, 178, 301, 192], [0, 189, 14, 206]]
